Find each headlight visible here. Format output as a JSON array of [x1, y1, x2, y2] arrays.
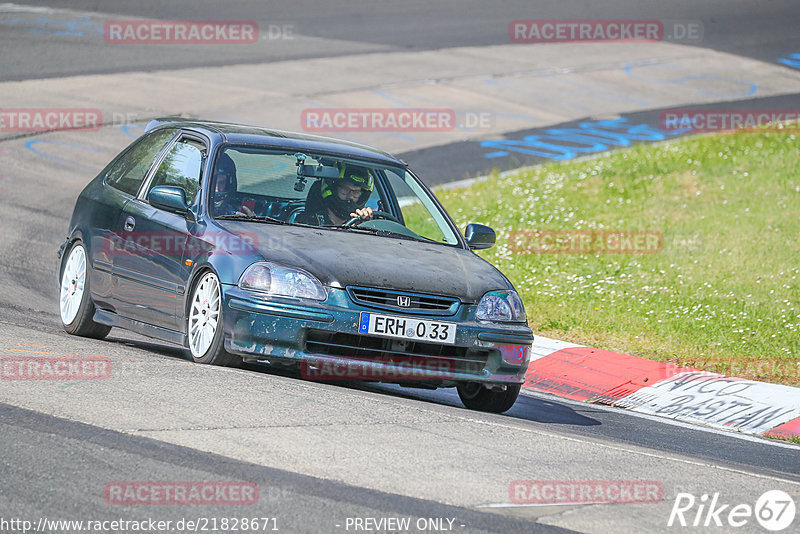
[[239, 262, 327, 301], [476, 290, 526, 322]]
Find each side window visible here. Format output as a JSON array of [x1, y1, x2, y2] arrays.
[[105, 129, 175, 196], [383, 169, 456, 245], [147, 138, 204, 204]]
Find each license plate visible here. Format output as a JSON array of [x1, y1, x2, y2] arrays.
[[358, 312, 457, 345]]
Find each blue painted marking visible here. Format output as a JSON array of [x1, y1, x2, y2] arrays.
[[624, 62, 756, 98], [0, 16, 104, 37], [25, 139, 106, 167], [480, 117, 691, 159], [778, 53, 800, 69], [368, 90, 416, 142], [121, 124, 145, 139], [359, 313, 371, 333], [28, 16, 103, 36], [370, 89, 407, 107]]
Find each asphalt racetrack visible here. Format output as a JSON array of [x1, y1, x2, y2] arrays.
[[0, 2, 799, 533]]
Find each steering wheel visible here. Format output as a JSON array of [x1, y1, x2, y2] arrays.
[[343, 210, 401, 227]]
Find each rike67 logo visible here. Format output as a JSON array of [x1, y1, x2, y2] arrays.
[[668, 490, 796, 531]]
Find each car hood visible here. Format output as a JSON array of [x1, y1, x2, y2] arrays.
[[216, 221, 512, 302]]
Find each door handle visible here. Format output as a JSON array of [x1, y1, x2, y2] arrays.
[[124, 216, 135, 232]]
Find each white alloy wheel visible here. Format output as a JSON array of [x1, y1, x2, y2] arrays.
[[60, 244, 87, 325], [188, 272, 221, 358]]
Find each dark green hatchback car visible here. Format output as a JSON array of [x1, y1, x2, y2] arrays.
[[58, 119, 533, 413]]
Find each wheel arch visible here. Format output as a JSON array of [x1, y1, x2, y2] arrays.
[[58, 232, 87, 281], [182, 263, 222, 336]]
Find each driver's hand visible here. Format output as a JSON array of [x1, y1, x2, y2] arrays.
[[236, 204, 256, 217], [351, 207, 373, 220]]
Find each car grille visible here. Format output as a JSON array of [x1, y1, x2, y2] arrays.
[[347, 286, 460, 316], [305, 330, 489, 376]]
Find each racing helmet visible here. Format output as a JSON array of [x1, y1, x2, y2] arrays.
[[320, 164, 374, 219]]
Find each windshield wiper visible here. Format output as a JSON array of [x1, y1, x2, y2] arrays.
[[214, 214, 287, 225], [332, 225, 422, 242], [347, 225, 443, 244]]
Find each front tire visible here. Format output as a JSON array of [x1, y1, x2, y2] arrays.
[[187, 271, 239, 367], [59, 241, 111, 339], [457, 382, 521, 413]]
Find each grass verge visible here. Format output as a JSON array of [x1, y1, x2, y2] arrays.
[[435, 129, 799, 385], [765, 434, 800, 445]]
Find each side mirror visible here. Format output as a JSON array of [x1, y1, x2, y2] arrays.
[[465, 223, 495, 250], [149, 186, 192, 217]]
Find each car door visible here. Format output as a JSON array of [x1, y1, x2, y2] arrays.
[[89, 128, 177, 313], [112, 134, 205, 331]]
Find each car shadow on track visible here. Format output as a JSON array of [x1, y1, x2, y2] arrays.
[[104, 335, 191, 360], [238, 359, 602, 428], [102, 334, 600, 427], [354, 382, 601, 427]]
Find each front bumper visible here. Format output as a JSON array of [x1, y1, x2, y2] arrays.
[[222, 286, 533, 386]]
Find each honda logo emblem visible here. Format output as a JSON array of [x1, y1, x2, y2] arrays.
[[397, 295, 411, 308]]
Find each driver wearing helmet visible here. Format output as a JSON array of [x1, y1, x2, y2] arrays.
[[298, 164, 374, 226], [210, 153, 255, 217]]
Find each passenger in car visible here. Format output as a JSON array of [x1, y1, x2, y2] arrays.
[[210, 153, 256, 217]]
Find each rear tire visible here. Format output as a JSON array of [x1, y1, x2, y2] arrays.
[[59, 241, 111, 339], [187, 271, 240, 367], [457, 382, 521, 413]]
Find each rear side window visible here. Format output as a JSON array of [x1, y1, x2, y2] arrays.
[[147, 138, 204, 204], [105, 129, 175, 196]]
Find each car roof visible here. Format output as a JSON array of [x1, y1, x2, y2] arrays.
[[145, 118, 406, 166]]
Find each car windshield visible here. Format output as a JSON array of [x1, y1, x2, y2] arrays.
[[208, 146, 461, 246]]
